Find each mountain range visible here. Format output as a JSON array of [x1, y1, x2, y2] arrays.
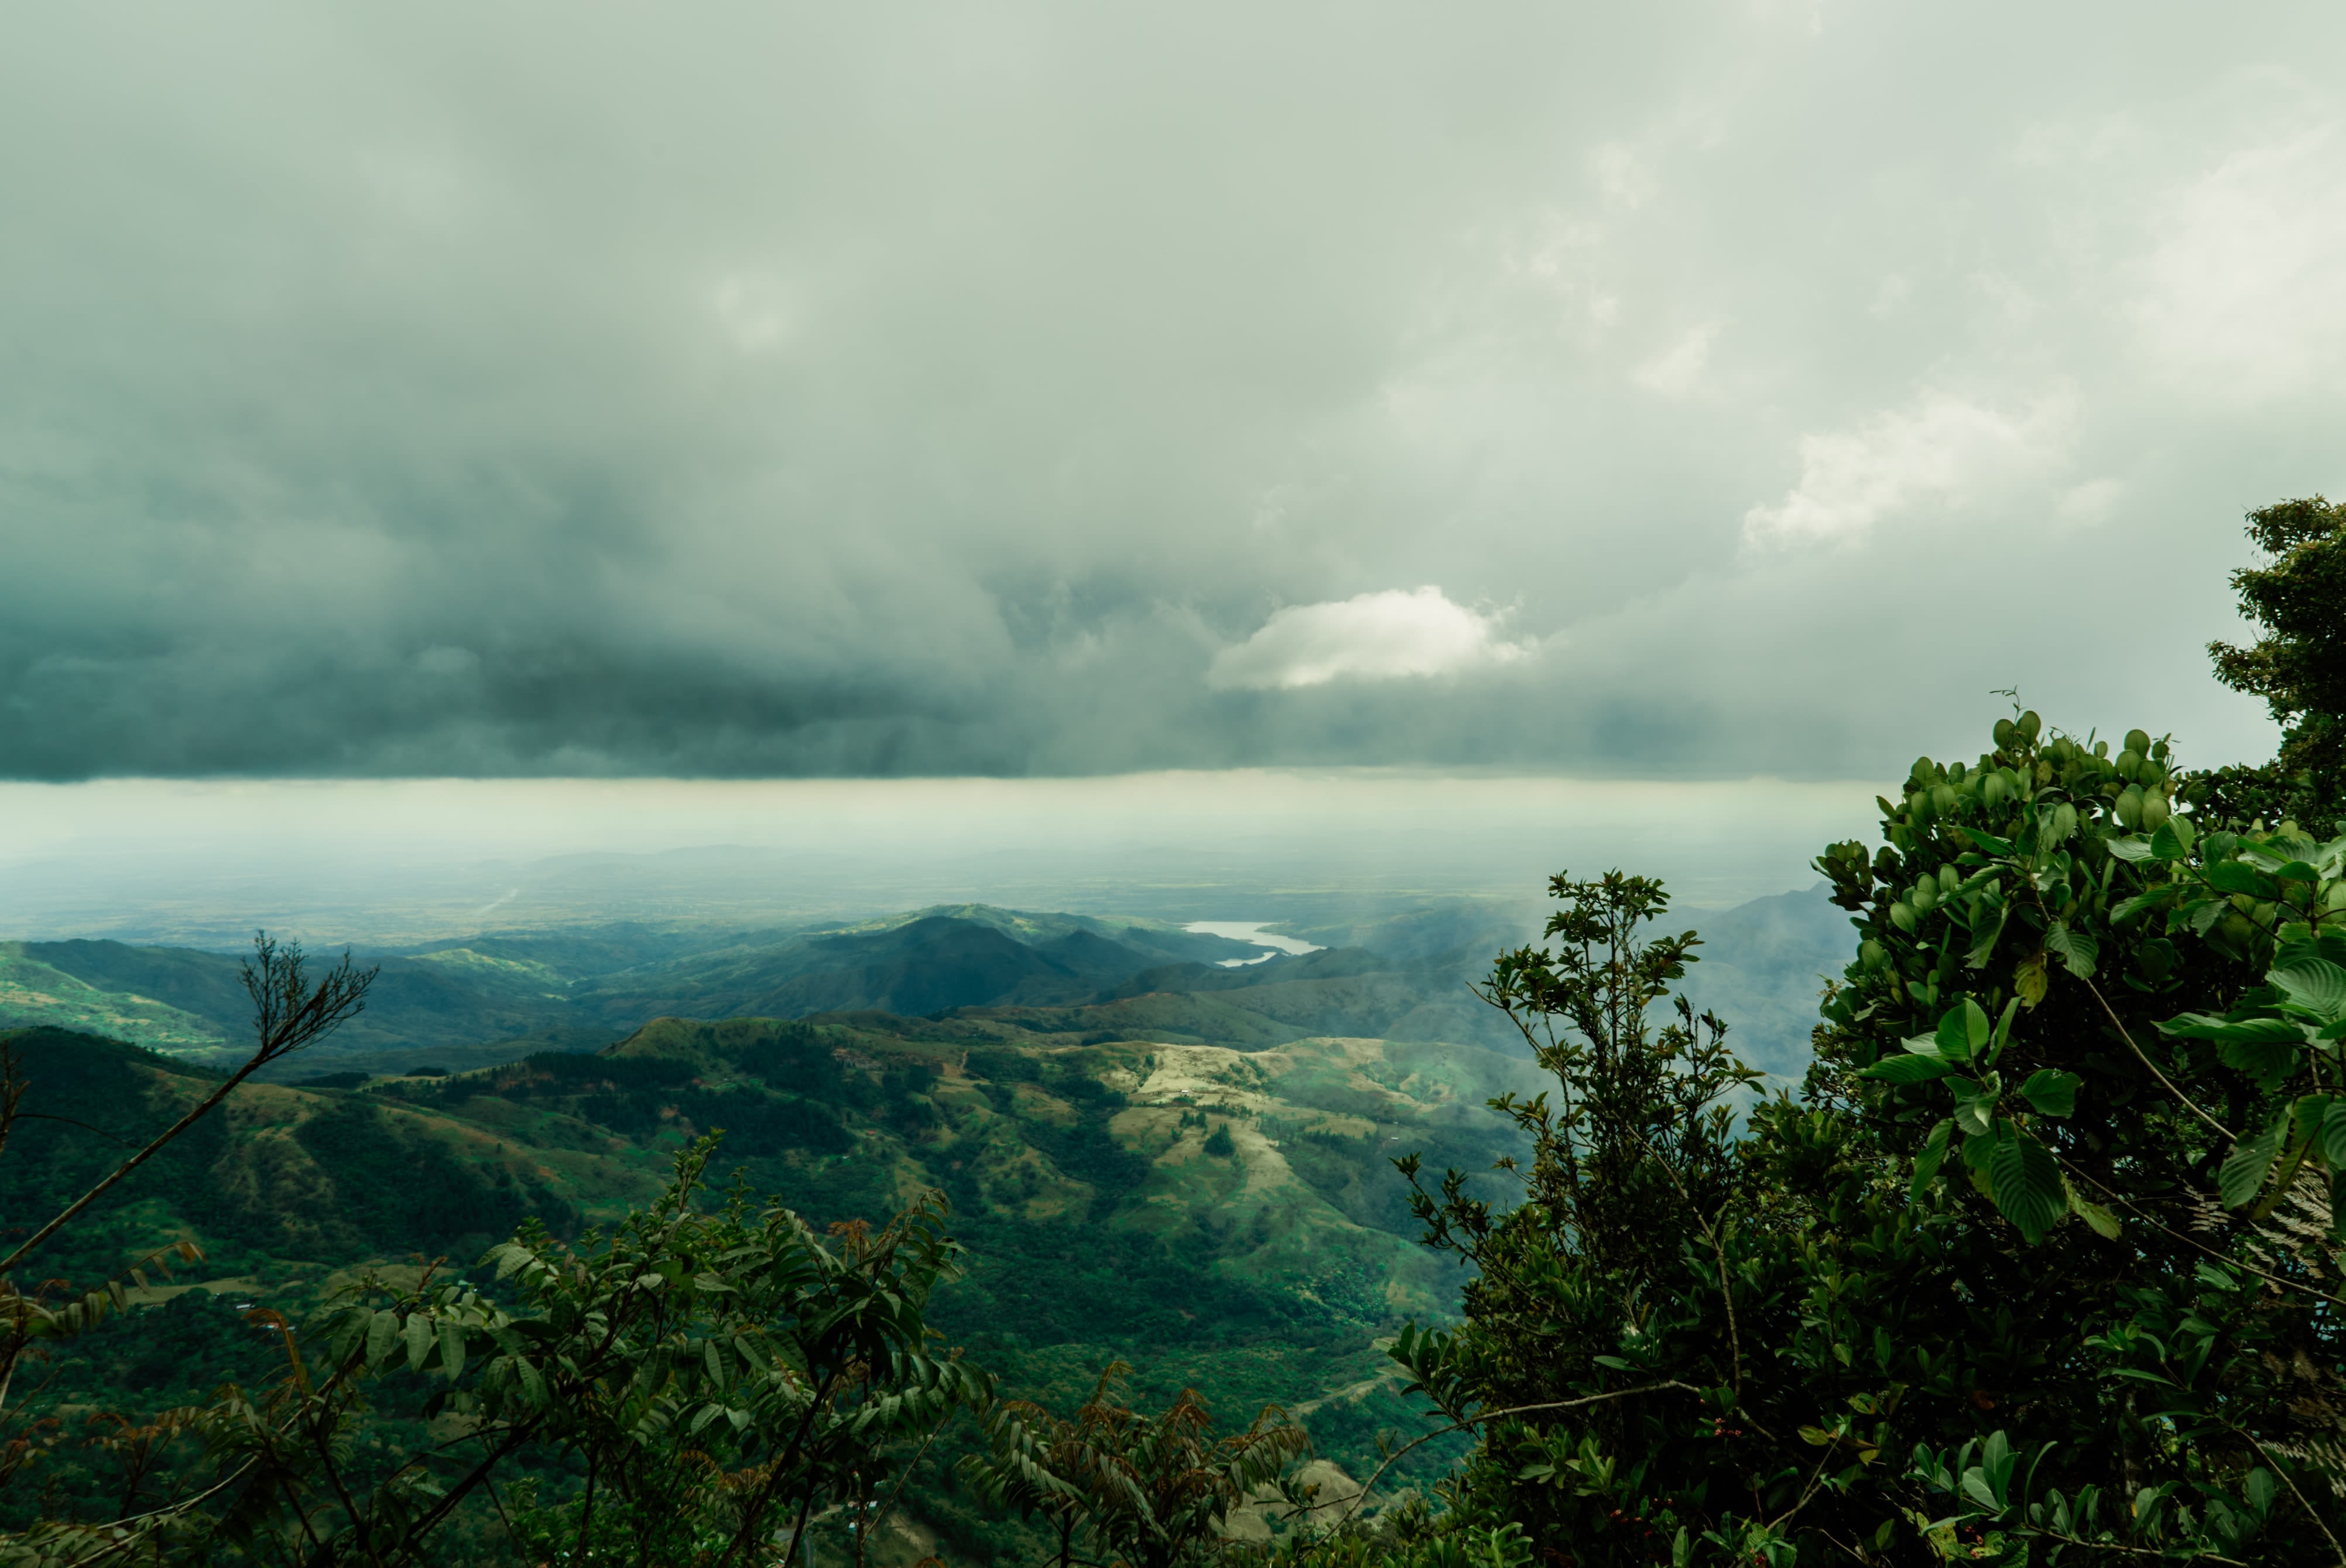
[[0, 888, 1850, 1083], [0, 884, 1859, 1557]]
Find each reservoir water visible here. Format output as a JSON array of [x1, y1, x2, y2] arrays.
[[1183, 920, 1325, 968]]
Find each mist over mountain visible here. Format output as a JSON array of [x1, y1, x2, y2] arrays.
[[0, 886, 1848, 1083]]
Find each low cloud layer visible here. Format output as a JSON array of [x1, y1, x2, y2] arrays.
[[0, 3, 2329, 780]]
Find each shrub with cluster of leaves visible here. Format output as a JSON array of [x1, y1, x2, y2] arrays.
[[962, 1361, 1307, 1568], [1284, 708, 2345, 1566], [2197, 495, 2346, 828]]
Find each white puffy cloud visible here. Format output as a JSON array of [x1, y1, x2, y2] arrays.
[[1207, 587, 1532, 691], [1740, 392, 2074, 549]]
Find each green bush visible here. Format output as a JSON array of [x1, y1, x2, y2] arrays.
[[1357, 714, 2346, 1566]]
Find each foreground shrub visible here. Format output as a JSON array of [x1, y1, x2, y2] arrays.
[[1328, 712, 2345, 1566]]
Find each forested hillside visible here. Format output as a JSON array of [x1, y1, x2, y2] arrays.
[[0, 1005, 1542, 1557]]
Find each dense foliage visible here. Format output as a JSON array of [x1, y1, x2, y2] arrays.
[[964, 1362, 1307, 1568], [5, 1135, 982, 1567], [2196, 495, 2346, 828], [1293, 714, 2345, 1567]]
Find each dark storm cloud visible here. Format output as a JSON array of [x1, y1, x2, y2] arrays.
[[1, 2, 2334, 779]]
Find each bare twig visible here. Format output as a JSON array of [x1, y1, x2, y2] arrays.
[[2237, 1427, 2346, 1568], [1328, 1381, 1708, 1524], [1768, 1437, 1841, 1532], [2073, 971, 2234, 1145], [2060, 1160, 2345, 1309], [2019, 1531, 2246, 1564], [1633, 1128, 1744, 1396], [4, 1113, 138, 1147], [0, 936, 373, 1279], [867, 1420, 949, 1564]]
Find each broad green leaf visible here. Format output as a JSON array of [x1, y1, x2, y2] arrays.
[[2044, 923, 2098, 979], [439, 1319, 466, 1379], [2159, 1012, 2303, 1044], [2217, 1111, 2287, 1210], [2270, 956, 2346, 1022], [366, 1309, 400, 1368], [2111, 890, 2173, 926], [2019, 1069, 2081, 1118], [1935, 1000, 1989, 1060], [2324, 1098, 2346, 1169], [2218, 1033, 2304, 1091], [2290, 1095, 2335, 1163], [2015, 950, 2049, 1007], [1862, 1054, 1955, 1084], [2204, 861, 2270, 896], [2063, 1176, 2121, 1239], [1985, 995, 2022, 1066], [404, 1312, 433, 1376], [2275, 927, 2346, 967], [2148, 817, 2196, 860], [1910, 1118, 1954, 1201], [1952, 1079, 1998, 1138], [1967, 905, 2010, 970], [2252, 1122, 2318, 1221], [2104, 836, 2153, 863], [1988, 1124, 2064, 1244], [1961, 827, 2015, 855], [1979, 1431, 2016, 1506]]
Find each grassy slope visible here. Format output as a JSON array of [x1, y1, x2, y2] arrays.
[[584, 1016, 1538, 1544], [5, 1010, 1537, 1557], [0, 945, 230, 1053], [0, 891, 1848, 1559], [0, 1027, 650, 1290]]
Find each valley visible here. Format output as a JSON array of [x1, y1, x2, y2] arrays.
[[0, 886, 1852, 1559]]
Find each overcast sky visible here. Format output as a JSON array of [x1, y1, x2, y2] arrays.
[[1, 2, 2333, 783]]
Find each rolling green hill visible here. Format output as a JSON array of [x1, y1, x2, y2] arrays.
[[0, 944, 230, 1052], [0, 1028, 638, 1291], [2, 1004, 1541, 1555], [0, 885, 1851, 1557]]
